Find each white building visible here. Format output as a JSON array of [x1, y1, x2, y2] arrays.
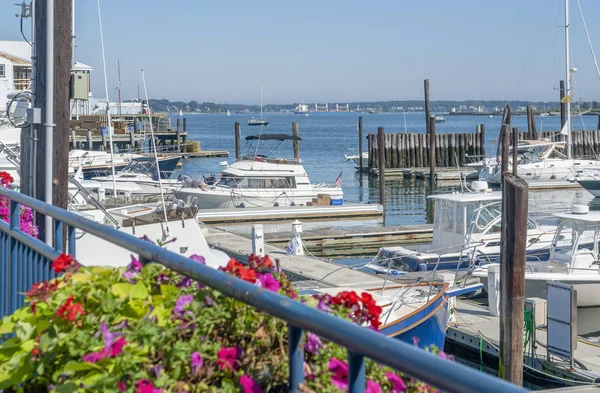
[[0, 40, 94, 116]]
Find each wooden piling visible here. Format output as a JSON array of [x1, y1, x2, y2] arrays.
[[424, 79, 431, 135], [101, 131, 106, 151], [176, 128, 181, 153], [512, 127, 519, 175], [500, 173, 528, 386], [480, 124, 486, 158], [176, 118, 180, 133], [358, 116, 364, 174], [378, 127, 386, 223], [292, 122, 300, 160], [234, 122, 241, 161], [183, 117, 187, 132], [428, 116, 436, 185], [71, 129, 76, 149], [129, 129, 134, 150], [133, 120, 139, 149]]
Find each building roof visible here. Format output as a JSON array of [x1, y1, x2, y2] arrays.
[[0, 41, 31, 64], [73, 61, 93, 71]]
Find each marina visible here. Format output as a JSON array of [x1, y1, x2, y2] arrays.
[[5, 0, 600, 391]]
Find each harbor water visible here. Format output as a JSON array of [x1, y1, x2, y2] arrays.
[[177, 112, 598, 227]]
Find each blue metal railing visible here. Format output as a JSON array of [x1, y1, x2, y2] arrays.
[[0, 187, 526, 393]]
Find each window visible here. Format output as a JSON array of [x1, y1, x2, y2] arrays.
[[0, 64, 5, 78]]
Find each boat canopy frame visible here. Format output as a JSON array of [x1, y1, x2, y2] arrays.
[[243, 133, 302, 164]]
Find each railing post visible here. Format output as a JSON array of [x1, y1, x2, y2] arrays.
[[288, 324, 304, 392], [54, 220, 63, 253], [68, 225, 76, 258], [348, 351, 365, 393], [10, 200, 20, 314]]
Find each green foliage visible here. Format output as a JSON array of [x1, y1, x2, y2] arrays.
[[0, 260, 439, 392]]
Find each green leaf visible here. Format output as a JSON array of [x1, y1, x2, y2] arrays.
[[111, 282, 148, 300], [14, 321, 34, 342], [62, 360, 104, 372], [0, 321, 15, 335], [160, 284, 179, 299], [55, 382, 79, 393], [20, 339, 35, 353], [121, 300, 146, 320]]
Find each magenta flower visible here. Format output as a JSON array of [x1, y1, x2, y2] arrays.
[[191, 352, 203, 373], [190, 254, 206, 264], [83, 322, 127, 363], [385, 372, 406, 393], [117, 381, 126, 392], [151, 363, 163, 378], [124, 255, 143, 279], [240, 374, 264, 393], [134, 379, 162, 393], [173, 295, 194, 318], [217, 346, 241, 371], [305, 332, 323, 354], [204, 295, 215, 306], [258, 273, 280, 292], [328, 358, 348, 390], [315, 294, 332, 313], [366, 380, 382, 393], [156, 272, 170, 284]]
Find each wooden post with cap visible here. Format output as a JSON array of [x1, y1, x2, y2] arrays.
[[292, 122, 300, 160]]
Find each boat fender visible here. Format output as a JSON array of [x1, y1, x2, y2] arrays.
[[290, 201, 295, 206], [239, 202, 245, 208], [418, 263, 427, 272], [274, 202, 279, 207]]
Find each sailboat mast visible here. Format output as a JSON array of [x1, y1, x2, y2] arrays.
[[260, 79, 263, 120], [117, 59, 122, 117], [565, 0, 572, 159]]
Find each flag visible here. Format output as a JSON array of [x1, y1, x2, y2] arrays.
[[561, 95, 572, 104], [335, 171, 343, 187]]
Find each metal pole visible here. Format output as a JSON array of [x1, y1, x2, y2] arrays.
[[565, 0, 572, 159], [512, 127, 519, 175], [44, 0, 54, 245], [428, 116, 436, 186], [424, 79, 431, 135]]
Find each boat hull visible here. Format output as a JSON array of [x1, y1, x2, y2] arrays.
[[480, 159, 600, 186], [380, 291, 449, 350], [577, 179, 600, 197], [175, 187, 343, 209], [82, 157, 180, 180]]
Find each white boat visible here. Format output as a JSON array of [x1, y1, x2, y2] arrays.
[[294, 102, 309, 115], [226, 110, 231, 116], [576, 167, 600, 197], [539, 112, 550, 117], [477, 140, 600, 186], [91, 157, 180, 196], [74, 202, 230, 270], [69, 150, 143, 173], [345, 152, 368, 169], [471, 205, 600, 308], [179, 109, 183, 116], [365, 181, 556, 274], [174, 134, 343, 209], [434, 115, 446, 123]]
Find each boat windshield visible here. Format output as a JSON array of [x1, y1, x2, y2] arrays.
[[552, 221, 598, 257], [470, 201, 538, 235], [121, 159, 159, 180], [220, 176, 296, 189]]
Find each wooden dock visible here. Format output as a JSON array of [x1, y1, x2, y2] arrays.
[[369, 167, 479, 181], [447, 298, 600, 387], [196, 204, 383, 225], [264, 224, 432, 258]]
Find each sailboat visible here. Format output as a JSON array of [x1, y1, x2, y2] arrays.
[[179, 109, 183, 117], [226, 109, 231, 116], [248, 80, 268, 126], [477, 0, 600, 188]]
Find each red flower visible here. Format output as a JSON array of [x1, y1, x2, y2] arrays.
[[0, 171, 14, 185], [222, 258, 257, 283], [56, 295, 86, 322], [31, 348, 39, 355], [52, 254, 73, 273], [238, 266, 256, 282]]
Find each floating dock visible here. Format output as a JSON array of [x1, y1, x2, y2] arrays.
[[369, 167, 479, 181], [196, 204, 383, 225], [264, 224, 432, 258]]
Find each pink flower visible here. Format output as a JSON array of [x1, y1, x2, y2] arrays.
[[258, 273, 280, 292], [191, 351, 203, 373], [366, 379, 382, 393], [216, 346, 241, 371], [240, 374, 264, 393], [190, 254, 206, 264], [385, 372, 407, 393], [82, 322, 126, 363], [135, 379, 162, 393], [117, 381, 126, 392], [305, 332, 323, 354], [328, 358, 348, 390]]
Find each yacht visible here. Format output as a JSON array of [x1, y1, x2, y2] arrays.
[[174, 133, 343, 209], [576, 168, 600, 197], [434, 115, 446, 123], [294, 102, 309, 115], [477, 140, 600, 187], [365, 181, 556, 274], [471, 205, 600, 308], [68, 150, 143, 178], [91, 157, 181, 196]]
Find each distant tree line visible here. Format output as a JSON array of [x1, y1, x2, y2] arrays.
[[148, 99, 600, 114]]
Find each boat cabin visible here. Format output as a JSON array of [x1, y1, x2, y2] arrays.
[[119, 157, 173, 180], [428, 191, 539, 250], [512, 140, 566, 163], [548, 207, 600, 272]]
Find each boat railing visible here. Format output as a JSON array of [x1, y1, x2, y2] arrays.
[[241, 155, 302, 165], [0, 186, 525, 393]]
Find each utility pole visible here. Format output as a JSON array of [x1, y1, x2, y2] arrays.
[[31, 0, 72, 244]]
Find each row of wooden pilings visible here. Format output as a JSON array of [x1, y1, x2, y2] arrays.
[[367, 125, 487, 169]]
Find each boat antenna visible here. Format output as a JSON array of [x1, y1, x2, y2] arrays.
[[97, 0, 118, 206], [260, 78, 263, 121], [141, 69, 170, 234], [565, 0, 572, 159], [117, 59, 122, 117]]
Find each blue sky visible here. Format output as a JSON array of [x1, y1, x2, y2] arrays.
[[2, 0, 600, 104]]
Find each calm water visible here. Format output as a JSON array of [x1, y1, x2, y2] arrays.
[[175, 112, 599, 227]]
